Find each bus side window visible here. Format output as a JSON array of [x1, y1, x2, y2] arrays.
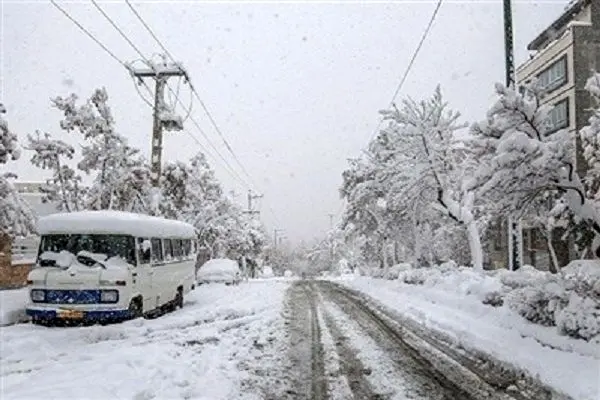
[[138, 238, 151, 264], [183, 239, 191, 258], [173, 239, 183, 259], [151, 238, 163, 263], [163, 239, 174, 262]]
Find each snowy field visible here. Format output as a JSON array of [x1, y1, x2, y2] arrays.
[[335, 274, 600, 400], [0, 281, 290, 400]]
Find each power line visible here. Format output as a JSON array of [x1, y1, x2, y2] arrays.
[[369, 0, 443, 141], [51, 0, 155, 111], [125, 0, 176, 63], [125, 0, 259, 188], [89, 1, 158, 109], [91, 0, 147, 61], [189, 86, 258, 187], [52, 0, 254, 192], [124, 0, 282, 227], [187, 115, 251, 189], [89, 0, 252, 188], [50, 0, 125, 68]]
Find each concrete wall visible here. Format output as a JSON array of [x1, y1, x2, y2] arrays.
[[0, 234, 32, 289]]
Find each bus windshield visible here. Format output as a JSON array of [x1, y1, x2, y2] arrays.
[[38, 234, 136, 267]]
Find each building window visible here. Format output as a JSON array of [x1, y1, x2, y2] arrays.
[[537, 56, 567, 93], [546, 98, 569, 133]]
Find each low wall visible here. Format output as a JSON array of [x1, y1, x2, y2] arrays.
[[0, 261, 33, 289]]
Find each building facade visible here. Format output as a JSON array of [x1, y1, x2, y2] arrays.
[[512, 0, 600, 270]]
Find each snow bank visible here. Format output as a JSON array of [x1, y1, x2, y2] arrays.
[[0, 288, 29, 326], [365, 261, 600, 343]]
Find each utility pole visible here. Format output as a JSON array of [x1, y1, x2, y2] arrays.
[[274, 228, 285, 250], [503, 0, 522, 271], [328, 213, 335, 230], [130, 57, 188, 196], [503, 0, 515, 89], [245, 190, 263, 217]]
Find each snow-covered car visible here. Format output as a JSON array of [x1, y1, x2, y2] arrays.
[[260, 266, 274, 279], [196, 259, 241, 285]]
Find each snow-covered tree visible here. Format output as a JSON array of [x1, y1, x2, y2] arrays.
[[52, 88, 147, 211], [0, 103, 36, 242], [109, 153, 152, 213], [374, 87, 483, 270], [580, 73, 600, 208], [469, 83, 600, 245], [521, 194, 569, 273], [0, 103, 21, 164], [160, 152, 267, 260], [27, 131, 85, 212]]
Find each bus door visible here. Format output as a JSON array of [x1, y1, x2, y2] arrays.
[[136, 238, 155, 311]]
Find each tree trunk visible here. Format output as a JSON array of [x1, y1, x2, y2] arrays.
[[466, 220, 484, 271], [547, 235, 560, 274]]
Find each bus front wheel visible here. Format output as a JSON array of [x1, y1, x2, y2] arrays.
[[175, 288, 184, 309], [128, 298, 143, 319]]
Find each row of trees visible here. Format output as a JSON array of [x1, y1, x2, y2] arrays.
[[335, 74, 600, 274], [0, 88, 267, 261]]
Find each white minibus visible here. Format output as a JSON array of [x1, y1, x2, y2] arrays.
[[25, 210, 197, 324]]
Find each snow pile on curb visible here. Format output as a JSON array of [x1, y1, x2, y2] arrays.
[[374, 261, 600, 342], [0, 288, 29, 326]]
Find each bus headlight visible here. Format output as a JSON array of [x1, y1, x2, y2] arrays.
[[100, 290, 119, 303], [31, 289, 45, 302]]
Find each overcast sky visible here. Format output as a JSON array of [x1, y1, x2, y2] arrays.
[[2, 0, 570, 243]]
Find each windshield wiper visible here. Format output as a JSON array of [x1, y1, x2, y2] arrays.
[[76, 253, 107, 269]]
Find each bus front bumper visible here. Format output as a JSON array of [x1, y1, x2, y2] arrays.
[[26, 307, 132, 322]]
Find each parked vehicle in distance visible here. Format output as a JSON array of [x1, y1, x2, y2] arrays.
[[197, 259, 241, 286], [25, 211, 197, 325]]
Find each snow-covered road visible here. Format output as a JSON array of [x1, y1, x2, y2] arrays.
[[1, 281, 291, 400], [1, 279, 586, 399]]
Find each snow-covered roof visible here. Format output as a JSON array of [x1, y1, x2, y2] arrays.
[[38, 211, 196, 238]]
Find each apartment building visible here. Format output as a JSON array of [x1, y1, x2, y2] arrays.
[[513, 0, 600, 270]]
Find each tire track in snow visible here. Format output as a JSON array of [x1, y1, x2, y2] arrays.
[[321, 303, 380, 399], [314, 297, 354, 400], [284, 281, 328, 399], [319, 281, 474, 400], [305, 283, 328, 399], [321, 298, 420, 399]]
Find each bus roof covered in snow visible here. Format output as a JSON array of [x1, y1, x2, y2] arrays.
[[38, 211, 196, 238]]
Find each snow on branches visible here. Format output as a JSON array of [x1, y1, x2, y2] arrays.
[[470, 82, 600, 239], [27, 131, 84, 212], [369, 87, 482, 269], [0, 104, 36, 238], [52, 88, 152, 211], [581, 73, 600, 204], [160, 152, 267, 259], [0, 103, 21, 164]]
